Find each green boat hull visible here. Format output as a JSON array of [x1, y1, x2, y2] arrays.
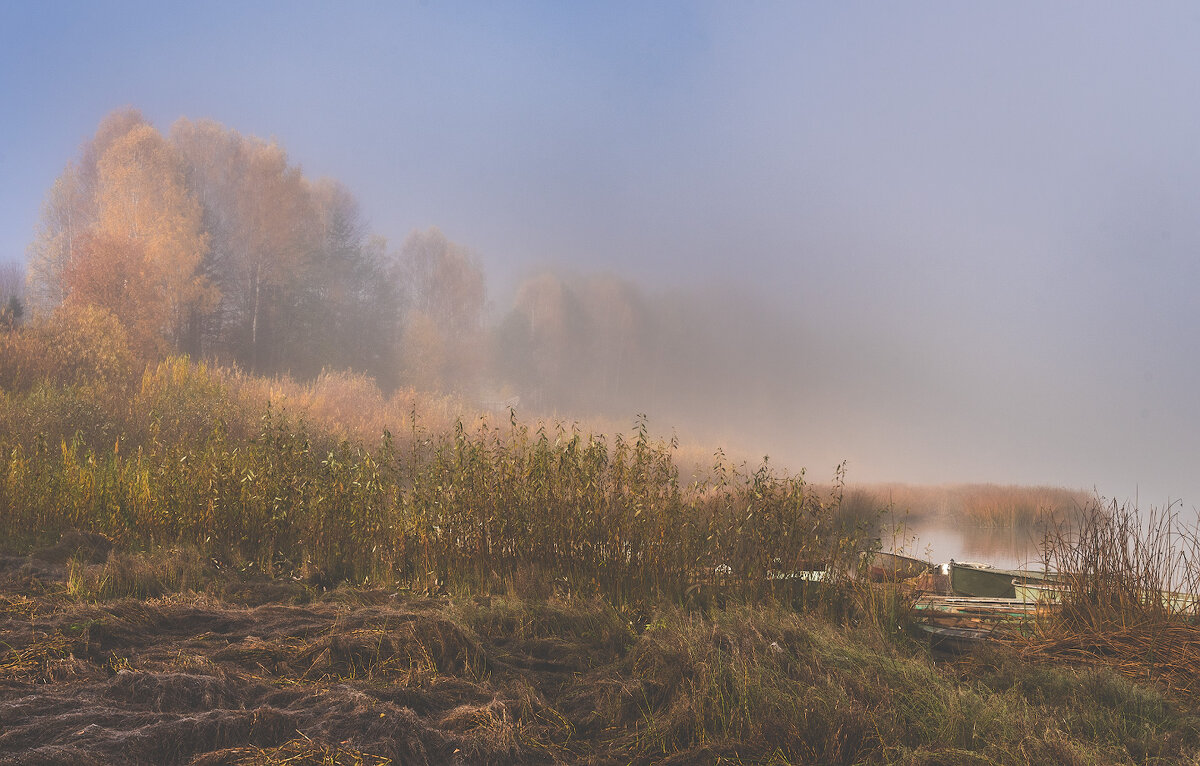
[[1014, 579, 1200, 613], [1013, 580, 1062, 603], [949, 562, 1051, 599]]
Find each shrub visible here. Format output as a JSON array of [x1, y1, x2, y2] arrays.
[[0, 305, 134, 393]]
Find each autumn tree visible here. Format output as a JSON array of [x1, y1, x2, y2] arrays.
[[168, 117, 243, 355], [169, 120, 312, 370], [26, 108, 148, 316], [495, 272, 577, 408], [231, 136, 315, 370], [396, 228, 485, 392], [26, 166, 88, 315], [294, 180, 402, 384], [493, 270, 653, 412], [171, 118, 399, 379], [28, 112, 213, 357], [58, 231, 155, 351], [28, 109, 420, 387], [87, 123, 214, 355], [581, 274, 646, 403]]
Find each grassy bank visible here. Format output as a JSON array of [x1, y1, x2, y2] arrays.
[[3, 547, 1200, 765]]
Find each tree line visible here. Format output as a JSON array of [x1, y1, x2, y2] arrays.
[[20, 108, 782, 423], [25, 108, 482, 390]]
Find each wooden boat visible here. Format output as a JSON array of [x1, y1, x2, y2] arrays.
[[767, 569, 826, 582], [913, 593, 1044, 651], [912, 594, 1042, 622], [1014, 578, 1200, 614], [948, 561, 1054, 599], [1163, 590, 1200, 615], [1013, 579, 1065, 603], [864, 551, 934, 582]]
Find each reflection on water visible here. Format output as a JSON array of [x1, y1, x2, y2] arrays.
[[879, 519, 1052, 571]]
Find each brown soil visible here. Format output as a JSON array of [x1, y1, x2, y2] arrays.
[[0, 555, 639, 766]]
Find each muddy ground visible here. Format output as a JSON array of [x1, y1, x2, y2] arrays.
[[0, 550, 652, 766]]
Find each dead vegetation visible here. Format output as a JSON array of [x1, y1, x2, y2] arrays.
[[1010, 502, 1200, 702], [4, 544, 1200, 765], [0, 547, 623, 765]]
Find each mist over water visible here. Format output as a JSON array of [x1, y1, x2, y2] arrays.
[[883, 521, 1050, 573], [3, 4, 1200, 512]]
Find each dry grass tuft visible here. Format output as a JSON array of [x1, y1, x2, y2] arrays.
[[0, 630, 82, 682], [439, 698, 520, 763], [1015, 500, 1200, 699], [66, 546, 213, 601], [203, 734, 392, 766]]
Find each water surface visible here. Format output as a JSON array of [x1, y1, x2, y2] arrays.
[[880, 519, 1052, 571]]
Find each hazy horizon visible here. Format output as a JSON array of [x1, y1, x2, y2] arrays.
[[4, 3, 1200, 510]]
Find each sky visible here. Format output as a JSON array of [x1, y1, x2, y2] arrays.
[[3, 2, 1200, 510]]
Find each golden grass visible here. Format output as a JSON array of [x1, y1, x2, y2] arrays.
[[217, 734, 392, 766], [0, 358, 869, 607], [0, 631, 78, 682]]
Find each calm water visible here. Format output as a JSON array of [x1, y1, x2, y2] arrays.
[[880, 520, 1053, 571]]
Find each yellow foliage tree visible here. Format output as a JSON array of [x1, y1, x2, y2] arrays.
[[88, 123, 215, 355], [27, 108, 148, 318]]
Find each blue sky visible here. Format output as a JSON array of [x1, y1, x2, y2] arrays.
[[4, 2, 1200, 508]]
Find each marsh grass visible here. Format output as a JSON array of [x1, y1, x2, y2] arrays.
[[4, 562, 1200, 765], [65, 546, 213, 601], [1019, 501, 1200, 699], [0, 356, 871, 609], [554, 602, 1200, 764]]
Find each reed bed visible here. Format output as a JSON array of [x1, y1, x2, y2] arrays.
[[1044, 501, 1200, 608], [1017, 501, 1200, 698], [857, 482, 1091, 528], [0, 354, 868, 608]]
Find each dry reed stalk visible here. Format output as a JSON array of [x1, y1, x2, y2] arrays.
[[1011, 500, 1200, 699], [1016, 619, 1200, 698], [0, 593, 40, 619]]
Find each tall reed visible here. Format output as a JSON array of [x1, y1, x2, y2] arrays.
[[1041, 500, 1200, 620], [1021, 500, 1200, 698], [0, 357, 869, 607]]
